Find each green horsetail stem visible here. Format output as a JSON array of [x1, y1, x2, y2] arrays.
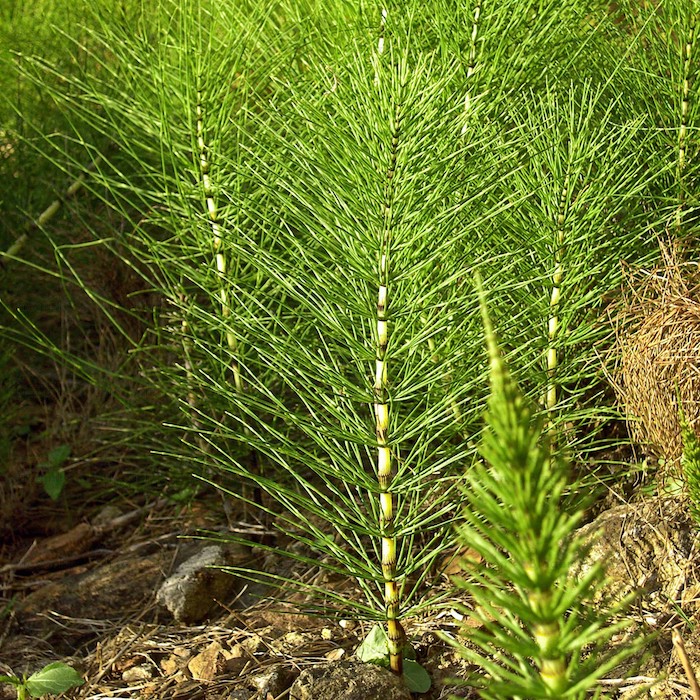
[[480, 283, 570, 695], [545, 170, 570, 418], [676, 10, 696, 231], [461, 0, 482, 133], [196, 90, 243, 394], [195, 88, 264, 503], [528, 589, 568, 693], [679, 12, 696, 176], [375, 277, 405, 674], [374, 7, 388, 87], [373, 77, 405, 674]]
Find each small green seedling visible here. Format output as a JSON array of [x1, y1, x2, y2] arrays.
[[0, 662, 83, 699], [680, 404, 700, 527], [36, 445, 71, 500], [356, 624, 431, 693]]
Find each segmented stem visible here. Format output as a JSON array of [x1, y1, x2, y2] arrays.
[[373, 7, 388, 86], [528, 590, 567, 693], [2, 154, 103, 267], [545, 169, 570, 418], [676, 9, 697, 231], [479, 282, 570, 693], [196, 89, 264, 511], [374, 95, 405, 676], [196, 90, 242, 393], [461, 0, 482, 133], [377, 7, 388, 56]]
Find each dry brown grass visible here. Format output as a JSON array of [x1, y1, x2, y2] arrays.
[[610, 240, 700, 472]]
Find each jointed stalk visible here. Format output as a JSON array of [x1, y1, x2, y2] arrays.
[[676, 8, 697, 231], [196, 89, 243, 393], [374, 94, 405, 676], [461, 0, 482, 133], [374, 7, 388, 86], [475, 286, 579, 695], [545, 169, 570, 419], [195, 87, 262, 509], [528, 590, 568, 693]]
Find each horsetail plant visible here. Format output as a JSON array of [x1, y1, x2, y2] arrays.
[[460, 0, 481, 133], [545, 167, 570, 423], [372, 9, 404, 673], [448, 280, 643, 698], [614, 0, 700, 236], [195, 86, 242, 395], [673, 1, 698, 233], [1, 0, 673, 694], [206, 24, 500, 667]]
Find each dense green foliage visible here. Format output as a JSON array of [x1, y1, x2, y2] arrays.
[[1, 0, 699, 693], [450, 284, 642, 698]]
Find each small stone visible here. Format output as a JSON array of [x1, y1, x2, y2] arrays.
[[325, 648, 345, 661], [321, 628, 333, 641], [241, 634, 265, 654], [122, 664, 154, 682], [91, 504, 123, 527], [229, 643, 245, 658], [227, 691, 254, 700], [160, 655, 181, 675], [289, 660, 411, 700], [156, 545, 238, 623], [224, 657, 249, 676], [188, 640, 226, 681], [251, 664, 298, 697], [282, 631, 306, 647]]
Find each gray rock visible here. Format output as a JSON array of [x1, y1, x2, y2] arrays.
[[156, 545, 238, 623], [251, 663, 299, 698], [579, 495, 700, 604], [227, 691, 254, 700], [289, 660, 412, 700]]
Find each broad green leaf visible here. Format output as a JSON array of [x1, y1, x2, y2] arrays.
[[0, 674, 20, 686], [47, 445, 71, 468], [25, 662, 83, 697], [403, 659, 431, 694], [39, 469, 65, 501], [355, 624, 389, 663]]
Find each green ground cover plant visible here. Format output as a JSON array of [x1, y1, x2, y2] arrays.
[[0, 661, 83, 700], [449, 282, 642, 698], [1, 0, 699, 694]]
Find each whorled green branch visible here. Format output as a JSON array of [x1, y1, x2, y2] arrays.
[[446, 276, 644, 699]]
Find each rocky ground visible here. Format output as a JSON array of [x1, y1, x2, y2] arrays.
[[0, 491, 478, 700], [2, 479, 700, 699]]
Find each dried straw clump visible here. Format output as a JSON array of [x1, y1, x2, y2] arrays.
[[612, 242, 700, 466]]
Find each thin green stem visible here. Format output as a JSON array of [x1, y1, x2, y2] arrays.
[[528, 590, 568, 693], [545, 167, 570, 421], [374, 78, 405, 676], [461, 0, 482, 133], [1, 154, 103, 268], [676, 7, 697, 232], [196, 87, 242, 393]]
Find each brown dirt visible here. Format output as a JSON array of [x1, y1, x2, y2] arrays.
[[0, 490, 474, 700]]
